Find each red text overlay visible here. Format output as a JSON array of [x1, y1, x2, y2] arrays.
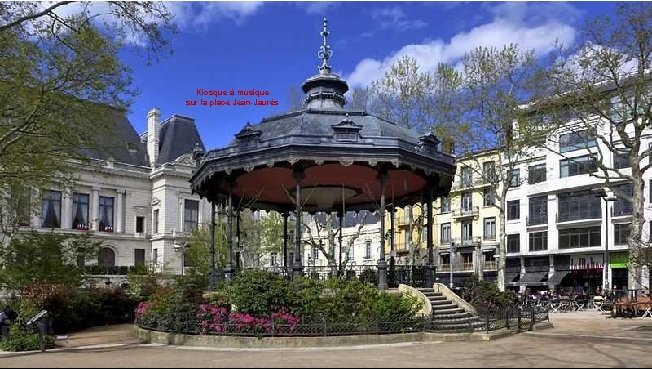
[[186, 88, 279, 107]]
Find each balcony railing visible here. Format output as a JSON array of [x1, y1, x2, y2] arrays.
[[459, 262, 474, 271], [395, 242, 410, 252], [438, 261, 497, 272], [452, 206, 479, 219], [526, 215, 548, 226], [451, 237, 480, 247], [556, 211, 601, 223], [452, 179, 478, 191], [483, 260, 497, 270]]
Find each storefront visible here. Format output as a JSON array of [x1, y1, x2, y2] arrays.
[[610, 252, 629, 290], [550, 254, 604, 295]]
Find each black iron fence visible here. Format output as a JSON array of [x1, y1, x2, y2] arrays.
[[478, 307, 549, 333], [136, 306, 549, 337], [137, 310, 426, 337]]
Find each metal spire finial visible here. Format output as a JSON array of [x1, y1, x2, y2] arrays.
[[318, 17, 332, 72]]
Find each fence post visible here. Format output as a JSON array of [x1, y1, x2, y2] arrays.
[[530, 309, 535, 331], [36, 321, 46, 352], [505, 310, 510, 330], [517, 309, 522, 333], [1, 325, 9, 341]]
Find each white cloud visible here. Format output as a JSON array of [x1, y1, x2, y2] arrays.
[[43, 1, 263, 46], [300, 2, 340, 15], [167, 2, 263, 30], [371, 7, 427, 32], [346, 2, 578, 88]]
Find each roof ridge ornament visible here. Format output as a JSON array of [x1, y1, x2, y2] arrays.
[[318, 17, 332, 74]]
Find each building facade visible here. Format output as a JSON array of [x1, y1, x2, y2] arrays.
[[301, 212, 383, 275], [1, 107, 210, 280], [432, 150, 501, 286], [504, 117, 651, 294]]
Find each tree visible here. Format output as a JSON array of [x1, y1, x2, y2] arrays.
[[347, 87, 374, 111], [0, 230, 103, 291], [184, 221, 228, 281], [456, 45, 540, 291], [366, 46, 539, 291], [238, 210, 285, 268], [0, 2, 173, 235], [286, 86, 305, 111], [371, 56, 432, 132], [537, 2, 652, 288], [303, 211, 369, 275]]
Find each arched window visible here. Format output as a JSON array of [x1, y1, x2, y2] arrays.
[[98, 247, 116, 267]]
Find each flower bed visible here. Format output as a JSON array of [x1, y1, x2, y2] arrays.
[[134, 270, 424, 337]]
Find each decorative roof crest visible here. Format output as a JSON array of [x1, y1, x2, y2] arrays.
[[318, 17, 332, 73]]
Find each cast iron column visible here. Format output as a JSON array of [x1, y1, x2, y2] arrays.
[[426, 185, 435, 287], [208, 201, 217, 291], [283, 211, 289, 270], [236, 210, 241, 272], [377, 170, 388, 290], [338, 210, 343, 277], [225, 182, 234, 282], [293, 167, 304, 276], [605, 198, 610, 291], [389, 203, 395, 287]]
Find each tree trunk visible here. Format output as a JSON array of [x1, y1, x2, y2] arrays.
[[629, 170, 646, 290], [497, 210, 506, 292]]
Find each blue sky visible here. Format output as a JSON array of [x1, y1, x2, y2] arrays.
[[113, 1, 617, 150]]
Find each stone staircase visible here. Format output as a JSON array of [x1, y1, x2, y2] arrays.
[[417, 288, 485, 332]]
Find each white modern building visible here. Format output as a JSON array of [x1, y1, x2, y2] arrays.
[[504, 111, 651, 293]]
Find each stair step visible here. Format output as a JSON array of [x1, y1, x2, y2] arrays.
[[431, 312, 473, 320], [432, 316, 479, 324], [428, 296, 448, 301], [431, 324, 485, 333], [422, 292, 444, 297], [432, 307, 465, 315], [430, 299, 453, 306], [431, 303, 457, 310], [418, 288, 434, 293]]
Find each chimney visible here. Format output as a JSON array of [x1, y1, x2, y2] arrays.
[[147, 107, 161, 165]]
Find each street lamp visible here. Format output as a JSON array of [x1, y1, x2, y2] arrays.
[[474, 235, 483, 281], [450, 241, 455, 288], [593, 188, 617, 292]]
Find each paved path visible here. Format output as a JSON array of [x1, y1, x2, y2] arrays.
[[1, 312, 651, 367]]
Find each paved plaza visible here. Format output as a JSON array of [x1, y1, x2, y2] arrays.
[[1, 312, 651, 368]]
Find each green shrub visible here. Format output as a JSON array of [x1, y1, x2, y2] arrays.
[[227, 270, 296, 317], [0, 326, 55, 352], [460, 277, 517, 314], [16, 284, 139, 334]]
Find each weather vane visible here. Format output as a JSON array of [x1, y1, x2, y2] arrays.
[[318, 17, 332, 72]]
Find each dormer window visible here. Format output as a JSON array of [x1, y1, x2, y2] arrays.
[[126, 142, 138, 153], [419, 133, 441, 155], [235, 123, 262, 150], [332, 116, 362, 142]]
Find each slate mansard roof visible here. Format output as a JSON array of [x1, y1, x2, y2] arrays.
[[81, 111, 150, 167], [157, 115, 205, 165], [83, 111, 204, 167]]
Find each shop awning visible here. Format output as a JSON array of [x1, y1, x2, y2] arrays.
[[547, 270, 570, 285], [518, 271, 548, 284], [505, 272, 520, 283]]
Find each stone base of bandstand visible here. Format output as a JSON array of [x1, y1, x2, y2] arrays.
[[133, 322, 553, 349]]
